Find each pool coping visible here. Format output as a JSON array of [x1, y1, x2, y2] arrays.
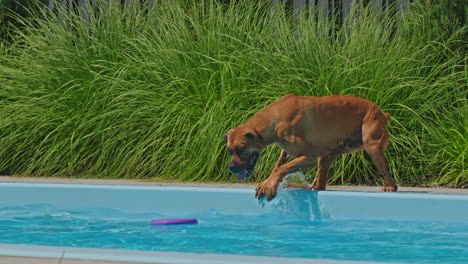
[[0, 243, 401, 264], [1, 175, 467, 194]]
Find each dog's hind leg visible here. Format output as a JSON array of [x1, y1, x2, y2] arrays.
[[365, 145, 397, 192], [362, 114, 398, 192]]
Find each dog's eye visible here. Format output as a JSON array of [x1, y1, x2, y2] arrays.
[[227, 148, 234, 155], [236, 147, 246, 155]]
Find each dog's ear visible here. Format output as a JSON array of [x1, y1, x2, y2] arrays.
[[243, 132, 256, 140], [223, 134, 228, 143], [243, 130, 264, 146]]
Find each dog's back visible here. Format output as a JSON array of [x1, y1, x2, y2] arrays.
[[248, 94, 389, 156]]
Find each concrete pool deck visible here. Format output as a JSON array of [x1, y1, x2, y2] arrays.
[[0, 175, 467, 194], [1, 175, 467, 264]]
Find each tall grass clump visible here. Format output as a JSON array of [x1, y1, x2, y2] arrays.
[[0, 0, 466, 187]]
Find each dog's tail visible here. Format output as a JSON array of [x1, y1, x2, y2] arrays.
[[384, 112, 391, 120]]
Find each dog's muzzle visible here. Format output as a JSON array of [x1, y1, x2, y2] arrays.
[[230, 152, 259, 182]]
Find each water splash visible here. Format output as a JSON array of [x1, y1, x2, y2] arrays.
[[258, 172, 330, 222], [282, 172, 310, 186]]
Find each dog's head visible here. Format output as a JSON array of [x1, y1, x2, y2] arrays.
[[224, 126, 263, 182]]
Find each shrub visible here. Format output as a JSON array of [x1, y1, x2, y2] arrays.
[[0, 0, 466, 186]]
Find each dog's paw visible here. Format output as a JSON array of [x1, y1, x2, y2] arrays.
[[255, 181, 278, 201], [380, 185, 398, 192]]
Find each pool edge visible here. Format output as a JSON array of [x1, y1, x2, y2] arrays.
[[2, 176, 468, 195], [0, 244, 403, 264]]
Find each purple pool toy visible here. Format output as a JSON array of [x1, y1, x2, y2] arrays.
[[150, 218, 198, 225]]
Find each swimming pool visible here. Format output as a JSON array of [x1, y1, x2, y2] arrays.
[[1, 182, 467, 263]]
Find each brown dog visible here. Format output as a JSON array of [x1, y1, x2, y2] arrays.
[[224, 94, 397, 201]]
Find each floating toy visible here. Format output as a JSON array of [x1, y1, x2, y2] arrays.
[[150, 218, 198, 225]]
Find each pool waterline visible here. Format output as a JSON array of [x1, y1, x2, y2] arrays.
[[1, 182, 467, 264]]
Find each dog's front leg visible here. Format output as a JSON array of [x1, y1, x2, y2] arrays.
[[273, 149, 289, 171], [256, 156, 315, 201]]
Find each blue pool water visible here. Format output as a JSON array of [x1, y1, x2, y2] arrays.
[[1, 202, 468, 263]]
